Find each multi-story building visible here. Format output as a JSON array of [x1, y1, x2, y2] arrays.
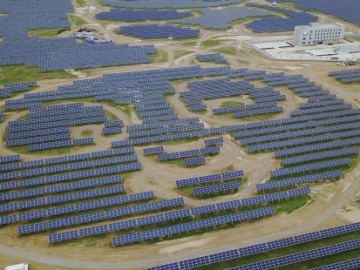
[[294, 23, 345, 46]]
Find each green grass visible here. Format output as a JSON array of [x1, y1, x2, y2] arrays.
[[272, 195, 311, 214], [117, 104, 131, 117], [220, 101, 244, 108], [201, 39, 222, 48], [181, 41, 197, 47], [105, 111, 119, 121], [277, 2, 298, 9], [28, 28, 64, 38], [68, 14, 87, 26], [0, 65, 76, 85], [173, 50, 193, 60], [18, 114, 29, 120], [149, 49, 168, 63], [81, 129, 93, 137], [75, 0, 86, 6], [98, 100, 132, 117], [214, 47, 238, 56]]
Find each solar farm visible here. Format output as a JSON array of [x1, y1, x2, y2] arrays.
[[0, 0, 359, 269]]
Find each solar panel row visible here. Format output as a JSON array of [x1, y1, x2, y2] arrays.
[[159, 146, 220, 161], [112, 207, 275, 246], [176, 170, 244, 188], [47, 197, 184, 242], [193, 181, 240, 196], [230, 239, 360, 270], [17, 191, 159, 234], [148, 222, 360, 270]]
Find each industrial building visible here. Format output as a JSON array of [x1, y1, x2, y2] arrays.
[[294, 23, 345, 46]]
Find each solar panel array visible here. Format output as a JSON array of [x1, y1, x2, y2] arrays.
[[47, 197, 184, 242], [204, 137, 223, 147], [182, 6, 275, 29], [176, 170, 244, 188], [231, 239, 360, 270], [0, 155, 20, 164], [270, 158, 351, 178], [4, 185, 126, 222], [128, 123, 204, 138], [103, 126, 122, 135], [0, 0, 157, 72], [143, 146, 165, 155], [17, 191, 155, 234], [0, 81, 37, 98], [148, 221, 360, 270], [118, 25, 199, 39], [184, 156, 206, 167], [0, 148, 137, 184], [329, 68, 360, 83], [193, 181, 240, 196], [6, 104, 106, 149], [181, 77, 285, 114], [311, 257, 360, 270], [273, 0, 360, 26], [256, 170, 342, 191], [104, 120, 123, 128], [40, 187, 307, 243], [246, 4, 318, 32], [159, 146, 220, 161], [281, 147, 359, 165], [96, 9, 192, 21], [112, 207, 275, 246], [0, 175, 122, 206], [196, 53, 227, 64]]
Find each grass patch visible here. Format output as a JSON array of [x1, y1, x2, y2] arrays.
[[81, 129, 93, 137], [181, 41, 197, 47], [149, 49, 168, 63], [238, 59, 250, 65], [28, 28, 64, 38], [201, 39, 222, 48], [278, 2, 299, 9], [220, 101, 244, 108], [75, 0, 86, 6], [271, 195, 311, 214], [68, 14, 87, 26], [0, 65, 76, 85], [105, 111, 119, 121], [214, 47, 237, 56], [117, 104, 131, 117], [174, 50, 193, 60], [98, 100, 132, 117], [18, 114, 29, 120]]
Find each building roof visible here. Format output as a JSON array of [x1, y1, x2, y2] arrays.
[[4, 263, 29, 270]]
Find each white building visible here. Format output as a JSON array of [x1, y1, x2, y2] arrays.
[[294, 23, 345, 46], [4, 263, 28, 270]]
